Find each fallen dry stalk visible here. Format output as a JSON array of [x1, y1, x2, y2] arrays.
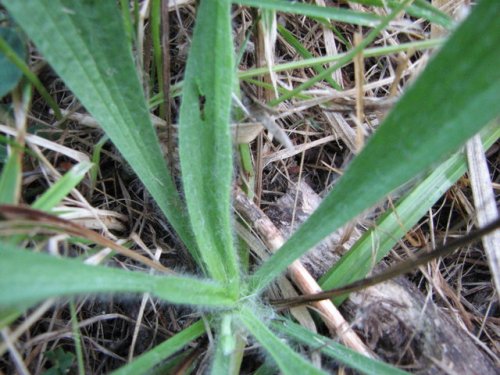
[[233, 188, 373, 358]]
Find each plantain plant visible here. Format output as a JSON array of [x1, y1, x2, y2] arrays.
[[0, 0, 498, 373]]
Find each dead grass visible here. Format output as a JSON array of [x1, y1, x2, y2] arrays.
[[1, 1, 498, 373]]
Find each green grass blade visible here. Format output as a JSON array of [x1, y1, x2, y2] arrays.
[[89, 135, 108, 195], [235, 0, 381, 27], [273, 319, 409, 375], [0, 246, 236, 309], [238, 306, 326, 375], [0, 147, 21, 204], [249, 0, 500, 292], [239, 38, 443, 80], [0, 82, 30, 204], [119, 0, 134, 45], [277, 24, 342, 91], [111, 320, 205, 375], [178, 0, 239, 289], [2, 0, 197, 257], [347, 0, 453, 29], [412, 0, 454, 29], [268, 0, 412, 105], [69, 300, 85, 375], [32, 161, 93, 211], [320, 123, 500, 305]]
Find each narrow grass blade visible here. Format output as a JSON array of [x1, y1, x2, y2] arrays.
[[0, 246, 236, 308], [238, 306, 326, 375], [239, 38, 443, 80], [2, 0, 197, 258], [69, 300, 85, 375], [277, 24, 341, 91], [32, 161, 93, 211], [89, 135, 109, 195], [0, 148, 21, 204], [348, 0, 453, 29], [111, 320, 205, 375], [273, 319, 409, 375], [268, 0, 412, 105], [178, 0, 239, 289], [320, 124, 500, 305], [250, 0, 500, 292], [235, 0, 381, 27]]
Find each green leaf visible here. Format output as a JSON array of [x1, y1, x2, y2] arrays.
[[320, 123, 500, 305], [0, 246, 236, 309], [347, 0, 454, 29], [0, 27, 26, 98], [234, 0, 381, 27], [0, 145, 21, 204], [238, 306, 326, 375], [249, 0, 500, 292], [211, 314, 245, 374], [0, 81, 31, 205], [0, 307, 24, 329], [32, 161, 93, 211], [239, 38, 443, 80], [211, 335, 232, 375], [178, 0, 239, 289], [273, 319, 409, 375], [2, 0, 198, 259], [277, 24, 341, 91], [44, 348, 75, 375], [111, 320, 205, 375], [268, 0, 412, 105]]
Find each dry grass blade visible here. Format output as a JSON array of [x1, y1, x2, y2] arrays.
[[466, 135, 500, 296], [0, 205, 171, 274]]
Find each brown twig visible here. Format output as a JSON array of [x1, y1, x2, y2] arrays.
[[233, 188, 374, 358]]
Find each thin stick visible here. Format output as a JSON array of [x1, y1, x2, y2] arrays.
[[270, 217, 500, 308]]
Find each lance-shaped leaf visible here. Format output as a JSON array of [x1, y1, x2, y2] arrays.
[[238, 306, 326, 375], [2, 0, 198, 259], [178, 0, 239, 290], [0, 246, 236, 308], [273, 319, 409, 375], [320, 124, 500, 305], [250, 0, 500, 292]]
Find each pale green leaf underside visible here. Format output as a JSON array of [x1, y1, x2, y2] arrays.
[[320, 124, 500, 305], [238, 307, 326, 375], [0, 246, 235, 308], [211, 334, 233, 375], [179, 0, 239, 289], [250, 0, 500, 292], [111, 320, 205, 375], [273, 319, 409, 375], [2, 0, 197, 257]]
